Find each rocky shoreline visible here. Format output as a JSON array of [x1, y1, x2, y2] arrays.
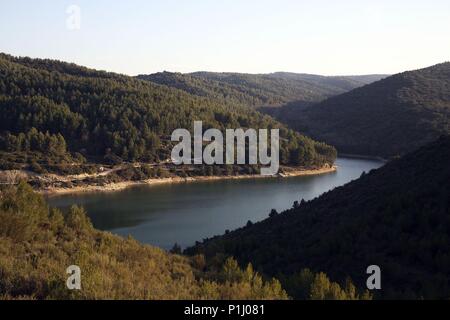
[[40, 165, 337, 196]]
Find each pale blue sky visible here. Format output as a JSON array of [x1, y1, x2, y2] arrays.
[[1, 0, 449, 75]]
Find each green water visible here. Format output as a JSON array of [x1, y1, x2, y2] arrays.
[[47, 158, 384, 249]]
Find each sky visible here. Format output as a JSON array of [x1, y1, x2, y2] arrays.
[[0, 0, 449, 76]]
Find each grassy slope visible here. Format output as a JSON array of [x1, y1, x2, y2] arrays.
[[0, 182, 289, 300]]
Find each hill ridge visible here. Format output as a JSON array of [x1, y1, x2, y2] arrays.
[[268, 62, 450, 157], [187, 135, 450, 299]]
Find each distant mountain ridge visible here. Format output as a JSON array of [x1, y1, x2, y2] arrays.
[[137, 71, 387, 108], [270, 62, 450, 157], [187, 135, 450, 299]]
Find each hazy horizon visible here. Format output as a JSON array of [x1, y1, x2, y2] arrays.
[[1, 50, 398, 77], [1, 0, 449, 76]]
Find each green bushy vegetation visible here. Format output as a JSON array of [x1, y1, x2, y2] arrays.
[[279, 269, 371, 300], [0, 128, 68, 156], [0, 182, 290, 300], [187, 136, 450, 299]]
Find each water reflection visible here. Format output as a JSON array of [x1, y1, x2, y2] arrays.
[[48, 158, 384, 249]]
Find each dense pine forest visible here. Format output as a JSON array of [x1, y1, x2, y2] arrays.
[[187, 136, 450, 299], [0, 182, 370, 300], [0, 53, 336, 176], [138, 71, 385, 109], [269, 63, 450, 157]]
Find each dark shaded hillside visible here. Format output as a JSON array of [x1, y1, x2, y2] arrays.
[[267, 72, 387, 93], [137, 71, 386, 109], [273, 63, 450, 157], [187, 136, 450, 299], [0, 53, 336, 173]]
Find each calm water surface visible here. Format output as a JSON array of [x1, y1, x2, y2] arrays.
[[47, 158, 383, 249]]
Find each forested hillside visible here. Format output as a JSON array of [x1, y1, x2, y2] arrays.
[[0, 53, 336, 174], [272, 63, 450, 157], [138, 71, 386, 109], [0, 182, 369, 300], [187, 136, 450, 299], [0, 182, 288, 299]]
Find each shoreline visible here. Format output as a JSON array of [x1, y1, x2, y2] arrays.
[[41, 165, 337, 196], [338, 153, 388, 162]]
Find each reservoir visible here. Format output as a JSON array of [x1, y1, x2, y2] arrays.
[[47, 157, 384, 249]]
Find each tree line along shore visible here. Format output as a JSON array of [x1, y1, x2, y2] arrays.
[[0, 163, 337, 195]]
